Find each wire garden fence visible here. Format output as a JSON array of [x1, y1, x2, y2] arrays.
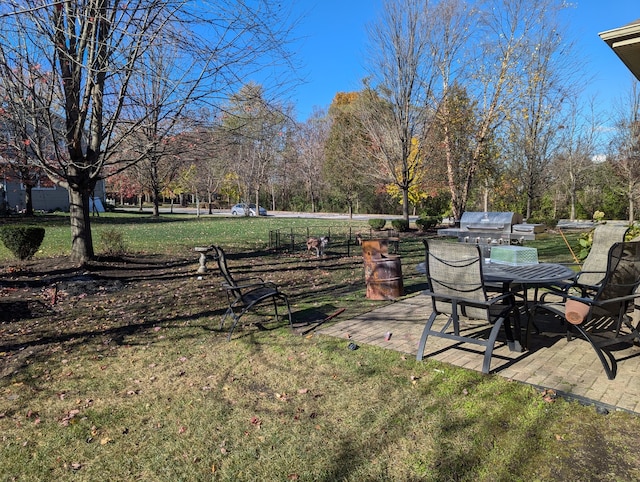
[[269, 226, 400, 257]]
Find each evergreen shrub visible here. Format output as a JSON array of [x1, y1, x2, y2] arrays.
[[391, 219, 410, 232], [0, 226, 46, 260], [368, 218, 386, 230]]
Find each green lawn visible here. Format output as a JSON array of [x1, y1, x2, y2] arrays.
[[2, 212, 638, 481]]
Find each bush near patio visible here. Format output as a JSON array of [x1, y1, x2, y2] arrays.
[[368, 218, 386, 230], [391, 218, 410, 232], [415, 215, 442, 231], [0, 225, 45, 260], [1, 212, 639, 481]]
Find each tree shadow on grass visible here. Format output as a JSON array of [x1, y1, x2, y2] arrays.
[[0, 304, 230, 380]]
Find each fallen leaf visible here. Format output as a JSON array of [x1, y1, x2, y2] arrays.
[[60, 409, 81, 426], [100, 437, 112, 445], [250, 416, 262, 428], [297, 388, 309, 394]]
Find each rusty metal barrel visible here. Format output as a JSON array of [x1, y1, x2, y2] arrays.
[[362, 239, 404, 300]]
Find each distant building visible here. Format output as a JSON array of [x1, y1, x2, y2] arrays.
[[0, 163, 105, 213]]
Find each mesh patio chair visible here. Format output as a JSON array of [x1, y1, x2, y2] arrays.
[[211, 245, 292, 340], [416, 240, 522, 374], [534, 241, 640, 379], [572, 223, 629, 293]]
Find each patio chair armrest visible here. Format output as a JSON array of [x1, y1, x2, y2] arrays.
[[222, 280, 272, 291], [424, 290, 511, 311], [539, 286, 580, 303], [486, 291, 517, 305], [594, 292, 640, 308], [233, 276, 265, 285]]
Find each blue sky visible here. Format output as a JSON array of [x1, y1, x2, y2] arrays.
[[290, 0, 639, 123]]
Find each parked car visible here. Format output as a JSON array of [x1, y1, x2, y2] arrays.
[[231, 203, 267, 216]]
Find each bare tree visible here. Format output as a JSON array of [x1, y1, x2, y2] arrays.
[[426, 0, 475, 220], [609, 81, 640, 223], [362, 0, 437, 223], [113, 41, 196, 218], [224, 83, 287, 211], [0, 1, 295, 263], [0, 57, 55, 216], [503, 0, 581, 219], [294, 108, 329, 213], [550, 99, 602, 220], [397, 0, 576, 221]]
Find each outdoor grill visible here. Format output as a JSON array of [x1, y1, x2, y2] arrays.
[[437, 211, 544, 245]]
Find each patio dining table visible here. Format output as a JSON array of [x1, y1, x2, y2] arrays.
[[416, 261, 576, 347], [415, 260, 575, 287], [481, 262, 576, 288]]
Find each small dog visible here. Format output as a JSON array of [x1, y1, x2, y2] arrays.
[[306, 236, 329, 258]]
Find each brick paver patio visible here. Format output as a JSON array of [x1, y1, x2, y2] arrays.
[[317, 293, 640, 414]]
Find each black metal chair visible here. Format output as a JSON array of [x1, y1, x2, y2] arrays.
[[534, 241, 640, 379], [417, 240, 522, 374], [211, 245, 292, 340]]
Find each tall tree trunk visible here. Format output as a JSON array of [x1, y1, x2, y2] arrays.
[[68, 188, 94, 264], [630, 180, 635, 223], [402, 186, 410, 223], [24, 184, 34, 216], [483, 183, 489, 212], [151, 161, 160, 217]]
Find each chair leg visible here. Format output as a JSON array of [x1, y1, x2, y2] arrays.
[[281, 294, 293, 331], [269, 295, 293, 331], [226, 309, 245, 341], [416, 312, 438, 361], [225, 295, 294, 340], [506, 307, 523, 352], [481, 317, 505, 374], [572, 324, 617, 380], [220, 308, 233, 330]]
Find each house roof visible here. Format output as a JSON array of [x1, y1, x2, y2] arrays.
[[599, 19, 640, 81]]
